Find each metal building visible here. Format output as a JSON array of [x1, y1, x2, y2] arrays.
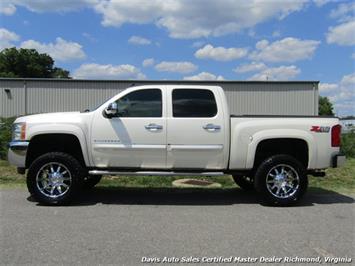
[[0, 78, 319, 117]]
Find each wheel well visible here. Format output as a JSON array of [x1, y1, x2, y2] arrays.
[[254, 138, 308, 169], [26, 134, 86, 168]]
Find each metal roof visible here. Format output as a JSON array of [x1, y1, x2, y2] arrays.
[[0, 78, 320, 84]]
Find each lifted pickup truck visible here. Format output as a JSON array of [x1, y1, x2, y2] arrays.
[[8, 85, 345, 205]]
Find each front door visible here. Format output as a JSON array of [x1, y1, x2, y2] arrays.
[[91, 87, 166, 169], [166, 86, 226, 170]]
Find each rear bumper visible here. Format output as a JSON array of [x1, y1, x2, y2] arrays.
[[332, 153, 346, 168], [7, 141, 29, 168]]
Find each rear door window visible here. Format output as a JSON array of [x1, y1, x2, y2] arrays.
[[172, 89, 217, 117]]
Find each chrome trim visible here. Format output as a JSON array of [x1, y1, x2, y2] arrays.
[[265, 164, 300, 199], [8, 141, 29, 168], [9, 141, 29, 152], [36, 162, 72, 199], [203, 124, 221, 131], [89, 170, 225, 176], [93, 144, 166, 151], [145, 123, 163, 131], [168, 144, 223, 151]]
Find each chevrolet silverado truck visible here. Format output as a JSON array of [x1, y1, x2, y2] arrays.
[[8, 85, 345, 205]]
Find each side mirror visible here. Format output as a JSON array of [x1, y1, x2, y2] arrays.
[[104, 102, 118, 118]]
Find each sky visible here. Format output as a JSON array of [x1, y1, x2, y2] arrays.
[[0, 0, 354, 116]]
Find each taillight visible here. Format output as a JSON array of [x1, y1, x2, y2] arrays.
[[331, 124, 341, 147]]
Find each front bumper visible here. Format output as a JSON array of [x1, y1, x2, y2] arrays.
[[332, 153, 346, 168], [8, 141, 29, 168]]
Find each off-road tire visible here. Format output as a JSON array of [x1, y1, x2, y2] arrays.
[[254, 154, 308, 206], [27, 152, 86, 205]]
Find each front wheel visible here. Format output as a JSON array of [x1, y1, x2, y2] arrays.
[[27, 152, 85, 205], [254, 154, 308, 206]]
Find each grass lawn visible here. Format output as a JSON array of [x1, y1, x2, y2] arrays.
[[0, 159, 354, 195], [309, 158, 355, 195]]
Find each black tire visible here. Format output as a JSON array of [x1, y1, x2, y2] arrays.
[[254, 154, 308, 206], [82, 175, 102, 189], [27, 152, 86, 205], [232, 175, 254, 191]]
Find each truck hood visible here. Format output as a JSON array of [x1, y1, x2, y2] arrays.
[[15, 112, 86, 124]]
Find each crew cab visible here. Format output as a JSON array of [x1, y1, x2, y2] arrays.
[[8, 85, 345, 205]]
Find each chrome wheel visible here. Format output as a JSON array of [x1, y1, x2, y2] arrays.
[[266, 164, 300, 199], [36, 162, 72, 198]]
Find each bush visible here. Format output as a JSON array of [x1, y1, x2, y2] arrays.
[[341, 132, 355, 158], [0, 117, 16, 160]]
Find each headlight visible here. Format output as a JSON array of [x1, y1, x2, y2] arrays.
[[12, 122, 26, 141]]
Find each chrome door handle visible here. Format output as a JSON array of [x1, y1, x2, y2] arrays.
[[145, 123, 163, 131], [203, 124, 221, 131]]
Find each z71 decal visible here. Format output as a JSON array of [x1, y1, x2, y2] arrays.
[[310, 126, 330, 133]]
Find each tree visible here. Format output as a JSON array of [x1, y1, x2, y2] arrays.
[[0, 47, 70, 78], [52, 67, 70, 78], [342, 115, 355, 119], [319, 96, 334, 116]]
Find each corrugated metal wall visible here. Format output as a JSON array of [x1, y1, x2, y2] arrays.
[[222, 82, 317, 115], [26, 80, 126, 114], [0, 79, 318, 117], [1, 80, 26, 117]]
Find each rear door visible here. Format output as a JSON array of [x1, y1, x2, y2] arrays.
[[166, 86, 226, 170]]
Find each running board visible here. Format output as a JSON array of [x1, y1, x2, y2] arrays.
[[88, 170, 226, 176]]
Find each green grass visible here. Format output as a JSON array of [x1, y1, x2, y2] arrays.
[[0, 160, 26, 187], [309, 158, 355, 195], [1, 159, 354, 195]]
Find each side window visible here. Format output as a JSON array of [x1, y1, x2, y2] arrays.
[[115, 89, 162, 117], [172, 89, 217, 117]]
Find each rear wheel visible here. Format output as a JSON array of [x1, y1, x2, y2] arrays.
[[27, 152, 85, 205], [232, 175, 254, 191], [254, 154, 308, 206]]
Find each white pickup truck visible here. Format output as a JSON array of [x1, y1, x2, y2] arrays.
[[8, 85, 345, 206]]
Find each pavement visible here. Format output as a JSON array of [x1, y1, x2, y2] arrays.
[[0, 187, 354, 265]]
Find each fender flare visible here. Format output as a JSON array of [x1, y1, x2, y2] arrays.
[[246, 129, 316, 169], [26, 124, 90, 166]]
